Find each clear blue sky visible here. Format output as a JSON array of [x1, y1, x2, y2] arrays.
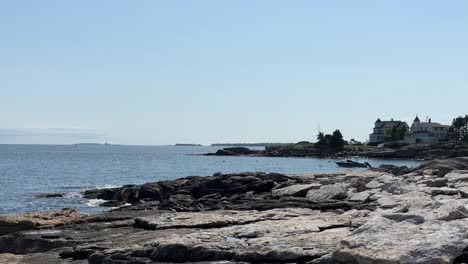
[[1, 1, 467, 144]]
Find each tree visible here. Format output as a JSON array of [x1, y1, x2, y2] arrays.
[[315, 130, 345, 151], [317, 132, 325, 141], [449, 115, 468, 143], [385, 126, 408, 142], [384, 129, 394, 142], [315, 132, 328, 148], [397, 126, 408, 141], [349, 138, 362, 145], [330, 130, 345, 150]]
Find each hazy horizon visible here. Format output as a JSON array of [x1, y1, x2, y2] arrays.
[[2, 1, 468, 145]]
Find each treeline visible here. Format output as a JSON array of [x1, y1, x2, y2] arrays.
[[449, 115, 468, 143], [316, 130, 345, 150]]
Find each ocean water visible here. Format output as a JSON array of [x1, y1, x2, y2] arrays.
[[0, 144, 423, 215]]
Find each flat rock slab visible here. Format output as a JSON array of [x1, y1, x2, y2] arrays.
[[0, 209, 87, 236], [271, 183, 321, 198], [306, 183, 348, 201], [143, 210, 355, 263], [134, 208, 320, 230], [349, 191, 371, 202], [336, 217, 468, 264]]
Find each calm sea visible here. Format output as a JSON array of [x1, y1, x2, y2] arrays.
[[0, 144, 422, 215]]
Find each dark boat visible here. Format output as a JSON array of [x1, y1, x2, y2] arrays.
[[335, 160, 371, 168]]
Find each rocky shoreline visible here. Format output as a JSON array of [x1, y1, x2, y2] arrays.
[[3, 158, 468, 263], [204, 144, 468, 160]]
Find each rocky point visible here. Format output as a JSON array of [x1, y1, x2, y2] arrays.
[[3, 158, 468, 263]]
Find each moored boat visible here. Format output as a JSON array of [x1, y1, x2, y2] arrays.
[[335, 160, 371, 168]]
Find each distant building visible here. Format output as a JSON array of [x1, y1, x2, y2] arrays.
[[404, 116, 449, 144], [369, 118, 409, 144]]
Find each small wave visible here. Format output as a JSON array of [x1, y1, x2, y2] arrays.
[[59, 186, 87, 190], [93, 184, 122, 190], [85, 199, 106, 207], [64, 192, 82, 199]]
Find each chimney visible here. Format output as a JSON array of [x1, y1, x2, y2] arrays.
[[429, 118, 432, 123], [391, 118, 394, 122]]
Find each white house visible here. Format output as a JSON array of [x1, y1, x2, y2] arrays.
[[369, 118, 409, 144], [404, 116, 450, 144]]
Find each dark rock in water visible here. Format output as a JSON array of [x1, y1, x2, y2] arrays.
[[35, 193, 65, 199], [99, 200, 125, 207], [81, 172, 288, 211], [207, 147, 262, 156]]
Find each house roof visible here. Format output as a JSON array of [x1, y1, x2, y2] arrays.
[[421, 122, 450, 128], [375, 121, 408, 129]]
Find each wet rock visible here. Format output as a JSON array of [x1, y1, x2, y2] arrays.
[[100, 200, 125, 207]]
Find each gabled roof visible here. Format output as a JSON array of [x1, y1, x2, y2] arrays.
[[375, 120, 408, 129], [421, 122, 450, 128]]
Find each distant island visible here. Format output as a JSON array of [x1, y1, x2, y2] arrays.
[[73, 143, 110, 146], [73, 143, 112, 146], [211, 143, 293, 147], [175, 143, 203, 146]]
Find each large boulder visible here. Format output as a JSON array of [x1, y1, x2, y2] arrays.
[[334, 216, 468, 264], [306, 184, 348, 201], [412, 157, 468, 177]]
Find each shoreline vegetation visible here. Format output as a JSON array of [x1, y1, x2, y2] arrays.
[[3, 157, 468, 263], [211, 143, 293, 147]]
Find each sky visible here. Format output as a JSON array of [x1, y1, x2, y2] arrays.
[[1, 1, 468, 145]]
